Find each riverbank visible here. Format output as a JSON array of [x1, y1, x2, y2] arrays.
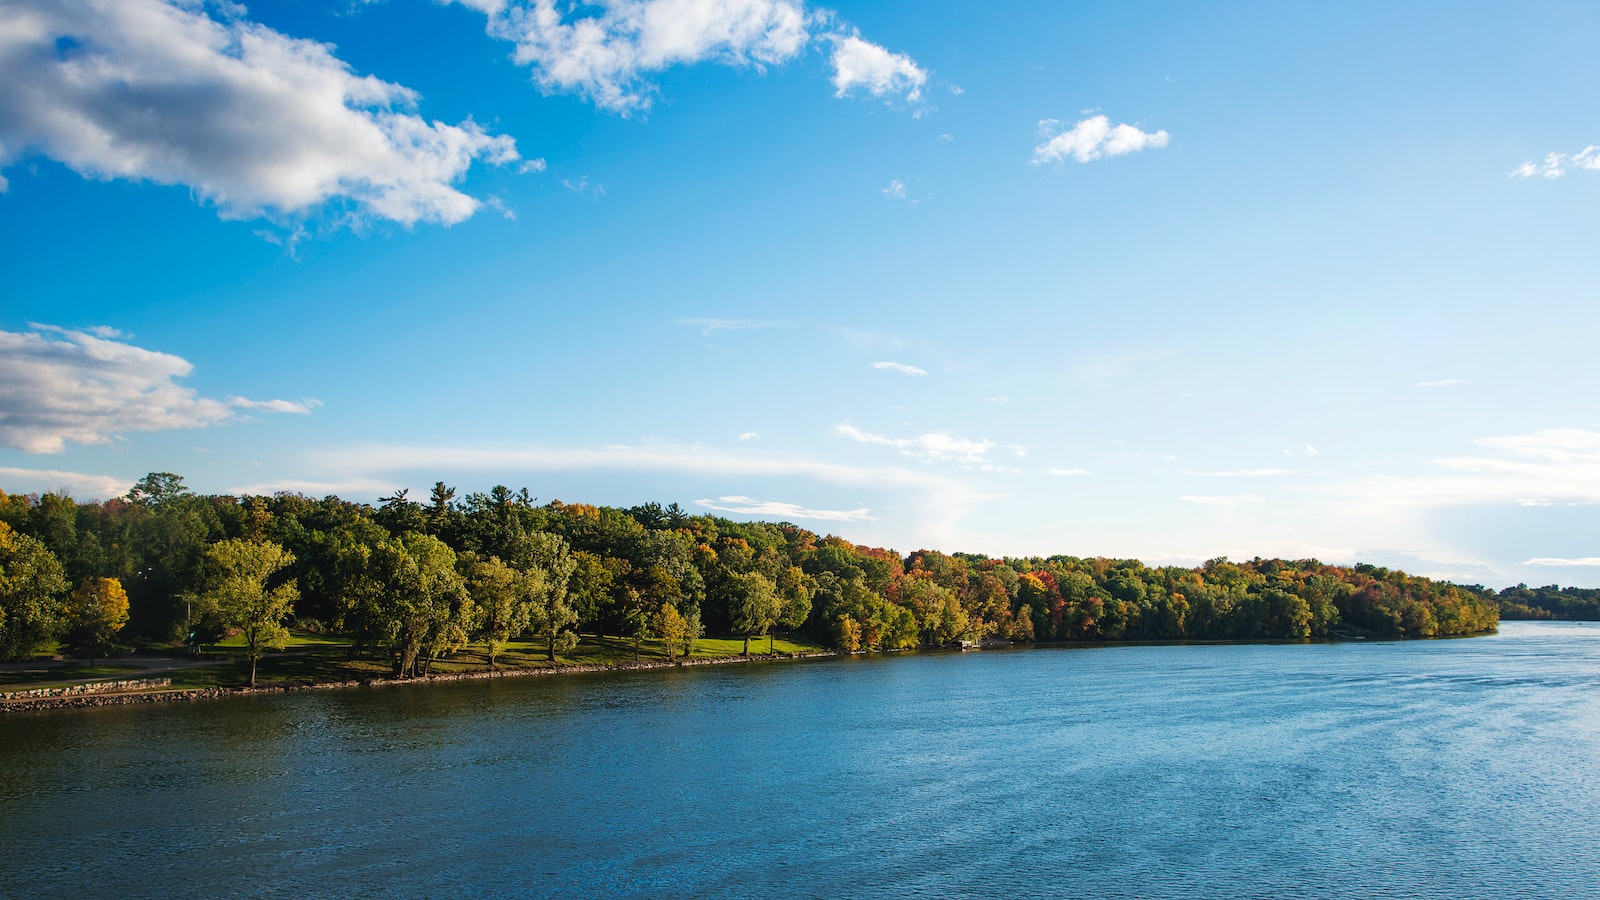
[[0, 649, 845, 713]]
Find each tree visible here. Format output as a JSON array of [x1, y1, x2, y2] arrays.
[[726, 571, 779, 655], [370, 533, 470, 678], [201, 539, 299, 687], [652, 603, 689, 659], [0, 522, 69, 660], [460, 553, 531, 669], [64, 577, 130, 667], [525, 532, 579, 661]]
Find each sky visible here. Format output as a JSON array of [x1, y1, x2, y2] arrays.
[[2, 0, 1599, 588]]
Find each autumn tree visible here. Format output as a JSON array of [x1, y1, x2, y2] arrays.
[[201, 539, 299, 687], [64, 577, 130, 666]]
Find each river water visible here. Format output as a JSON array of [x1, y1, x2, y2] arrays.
[[3, 622, 1598, 898]]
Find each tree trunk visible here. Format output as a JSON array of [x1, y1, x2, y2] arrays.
[[743, 634, 751, 656], [548, 633, 556, 662], [249, 654, 257, 688]]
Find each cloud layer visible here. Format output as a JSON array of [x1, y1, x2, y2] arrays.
[[0, 325, 311, 453], [0, 0, 518, 224], [1033, 115, 1169, 164]]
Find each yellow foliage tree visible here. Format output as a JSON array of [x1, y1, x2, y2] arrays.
[[65, 577, 129, 666]]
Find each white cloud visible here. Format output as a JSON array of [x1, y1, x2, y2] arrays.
[[1328, 428, 1600, 515], [986, 395, 1009, 404], [453, 2, 927, 115], [560, 176, 606, 196], [252, 439, 999, 546], [871, 360, 927, 376], [0, 0, 519, 225], [829, 34, 926, 102], [882, 178, 907, 199], [1305, 444, 1319, 456], [833, 423, 994, 465], [1413, 378, 1465, 388], [1509, 145, 1600, 179], [1523, 557, 1600, 567], [229, 397, 321, 414], [677, 317, 778, 336], [0, 467, 133, 499], [461, 0, 806, 114], [1185, 468, 1289, 478], [1048, 467, 1088, 476], [1180, 495, 1263, 508], [694, 495, 873, 522], [1033, 115, 1169, 165], [738, 431, 760, 441], [0, 324, 310, 453]]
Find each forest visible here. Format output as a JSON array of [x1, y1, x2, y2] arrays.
[[0, 473, 1513, 677]]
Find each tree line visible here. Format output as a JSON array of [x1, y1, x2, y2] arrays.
[[0, 473, 1516, 677]]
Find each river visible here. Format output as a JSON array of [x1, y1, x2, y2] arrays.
[[3, 621, 1598, 898]]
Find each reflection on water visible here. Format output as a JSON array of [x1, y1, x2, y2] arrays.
[[4, 622, 1599, 898]]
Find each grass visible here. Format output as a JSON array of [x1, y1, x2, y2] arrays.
[[0, 663, 147, 689], [177, 631, 828, 689], [9, 630, 833, 694]]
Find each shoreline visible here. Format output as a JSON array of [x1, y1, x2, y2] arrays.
[[3, 624, 1516, 714], [0, 649, 846, 714]]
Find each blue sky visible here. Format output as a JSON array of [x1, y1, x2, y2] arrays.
[[3, 0, 1599, 587]]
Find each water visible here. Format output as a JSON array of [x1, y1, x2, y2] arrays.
[[4, 622, 1599, 898]]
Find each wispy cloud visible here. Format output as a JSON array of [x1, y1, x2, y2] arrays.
[[0, 324, 311, 453], [1522, 556, 1600, 567], [694, 495, 873, 522], [1413, 378, 1465, 388], [882, 178, 907, 199], [738, 431, 761, 441], [1509, 145, 1600, 179], [1327, 428, 1600, 515], [259, 439, 998, 546], [1180, 495, 1263, 508], [229, 397, 322, 415], [1184, 468, 1289, 478], [0, 467, 133, 499], [833, 423, 995, 465], [1075, 349, 1173, 381], [1048, 467, 1088, 476], [871, 360, 927, 376], [0, 0, 518, 225], [1033, 115, 1169, 165], [676, 317, 778, 337]]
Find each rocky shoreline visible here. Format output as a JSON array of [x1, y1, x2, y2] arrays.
[[0, 650, 845, 713]]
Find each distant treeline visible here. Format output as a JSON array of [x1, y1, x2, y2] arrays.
[[0, 473, 1513, 670], [1495, 584, 1600, 621]]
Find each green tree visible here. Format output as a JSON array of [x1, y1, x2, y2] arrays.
[[0, 521, 69, 660], [460, 553, 531, 669], [202, 539, 299, 687], [526, 532, 579, 661], [63, 577, 130, 667], [371, 533, 470, 678], [726, 571, 779, 655]]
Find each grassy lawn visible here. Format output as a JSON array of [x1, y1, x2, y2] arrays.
[[0, 663, 147, 689], [13, 630, 834, 693]]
